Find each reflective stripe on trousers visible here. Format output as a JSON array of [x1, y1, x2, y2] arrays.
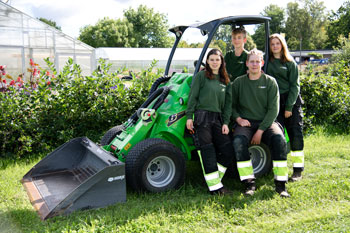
[[198, 150, 223, 191], [237, 160, 255, 181], [291, 150, 304, 168], [273, 160, 288, 181]]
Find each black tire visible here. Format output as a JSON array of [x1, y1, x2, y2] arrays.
[[249, 143, 272, 177], [100, 125, 125, 146], [125, 138, 186, 192]]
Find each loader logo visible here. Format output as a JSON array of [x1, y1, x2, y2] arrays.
[[167, 111, 186, 126], [108, 175, 125, 182], [124, 143, 132, 151]]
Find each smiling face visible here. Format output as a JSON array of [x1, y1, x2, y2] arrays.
[[246, 54, 264, 77], [207, 53, 222, 74], [232, 33, 246, 49], [270, 38, 282, 58]]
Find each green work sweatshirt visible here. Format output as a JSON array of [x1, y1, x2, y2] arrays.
[[186, 70, 232, 125], [231, 73, 279, 131], [224, 49, 248, 81], [266, 59, 299, 111]]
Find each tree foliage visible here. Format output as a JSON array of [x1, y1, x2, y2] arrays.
[[252, 4, 285, 50], [79, 18, 134, 48], [326, 1, 350, 48], [124, 5, 172, 48], [285, 0, 327, 50], [78, 5, 172, 48], [38, 17, 61, 31]]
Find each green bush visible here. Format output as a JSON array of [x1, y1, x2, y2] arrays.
[[301, 63, 350, 134], [0, 58, 160, 159]]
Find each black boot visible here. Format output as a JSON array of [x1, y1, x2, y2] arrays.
[[243, 179, 256, 196], [291, 167, 303, 182], [210, 186, 233, 196], [274, 180, 290, 198]]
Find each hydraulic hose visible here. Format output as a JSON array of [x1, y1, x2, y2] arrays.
[[128, 86, 170, 125], [148, 76, 171, 97]]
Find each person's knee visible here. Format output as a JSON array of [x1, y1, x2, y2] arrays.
[[270, 134, 287, 159], [233, 135, 249, 161], [288, 127, 304, 151]]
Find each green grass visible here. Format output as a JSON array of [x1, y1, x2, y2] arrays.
[[1, 132, 350, 232]]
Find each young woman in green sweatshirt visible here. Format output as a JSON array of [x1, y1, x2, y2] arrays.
[[186, 48, 234, 195], [267, 33, 305, 182]]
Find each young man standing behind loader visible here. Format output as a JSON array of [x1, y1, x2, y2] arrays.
[[224, 26, 248, 81]]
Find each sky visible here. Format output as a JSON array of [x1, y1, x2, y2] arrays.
[[3, 0, 347, 42]]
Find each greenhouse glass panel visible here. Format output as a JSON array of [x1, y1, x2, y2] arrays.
[[0, 28, 22, 46], [76, 55, 93, 75], [0, 47, 22, 77]]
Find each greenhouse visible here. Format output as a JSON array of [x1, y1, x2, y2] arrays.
[[0, 1, 95, 79], [0, 1, 209, 79]]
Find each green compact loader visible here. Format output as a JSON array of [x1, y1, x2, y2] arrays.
[[22, 15, 275, 220]]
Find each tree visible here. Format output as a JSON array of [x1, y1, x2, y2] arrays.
[[78, 17, 134, 48], [123, 5, 172, 48], [326, 1, 350, 48], [38, 17, 61, 31], [285, 0, 327, 50], [252, 4, 285, 50], [78, 5, 172, 48]]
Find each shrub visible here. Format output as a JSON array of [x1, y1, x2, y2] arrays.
[[301, 64, 350, 134], [0, 58, 160, 159]]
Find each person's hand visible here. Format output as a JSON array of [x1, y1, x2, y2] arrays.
[[236, 117, 251, 127], [251, 129, 264, 145], [186, 119, 194, 132], [222, 124, 229, 135], [284, 111, 292, 118]]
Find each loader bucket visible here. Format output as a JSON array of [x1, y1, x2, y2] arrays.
[[21, 137, 126, 220]]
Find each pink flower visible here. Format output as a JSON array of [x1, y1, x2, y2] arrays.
[[2, 79, 6, 84], [47, 81, 51, 85], [30, 59, 34, 66], [17, 77, 22, 82], [2, 72, 6, 76], [10, 80, 15, 85], [46, 71, 50, 76]]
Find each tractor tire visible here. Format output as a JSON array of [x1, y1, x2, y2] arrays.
[[125, 138, 186, 192], [100, 125, 125, 146], [249, 143, 272, 177]]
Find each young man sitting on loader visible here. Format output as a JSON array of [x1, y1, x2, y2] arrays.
[[230, 48, 290, 198]]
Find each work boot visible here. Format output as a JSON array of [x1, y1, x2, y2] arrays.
[[243, 179, 256, 196], [275, 180, 290, 198], [291, 168, 303, 182], [210, 187, 233, 196]]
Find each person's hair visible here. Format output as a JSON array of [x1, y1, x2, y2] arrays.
[[247, 48, 264, 61], [269, 33, 294, 63], [232, 26, 247, 38], [205, 48, 230, 85]]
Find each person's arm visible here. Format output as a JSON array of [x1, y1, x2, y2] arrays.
[[186, 72, 202, 120], [222, 82, 232, 125], [231, 79, 240, 121], [258, 78, 279, 131], [285, 61, 300, 112]]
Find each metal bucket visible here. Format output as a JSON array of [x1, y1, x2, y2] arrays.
[[21, 137, 126, 220]]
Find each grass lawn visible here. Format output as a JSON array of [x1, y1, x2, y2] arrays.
[[1, 132, 349, 232]]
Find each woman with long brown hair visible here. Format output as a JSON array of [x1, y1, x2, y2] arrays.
[[186, 48, 234, 195], [267, 33, 305, 182]]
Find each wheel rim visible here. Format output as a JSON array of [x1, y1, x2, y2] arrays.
[[146, 156, 176, 188], [249, 145, 267, 174]]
